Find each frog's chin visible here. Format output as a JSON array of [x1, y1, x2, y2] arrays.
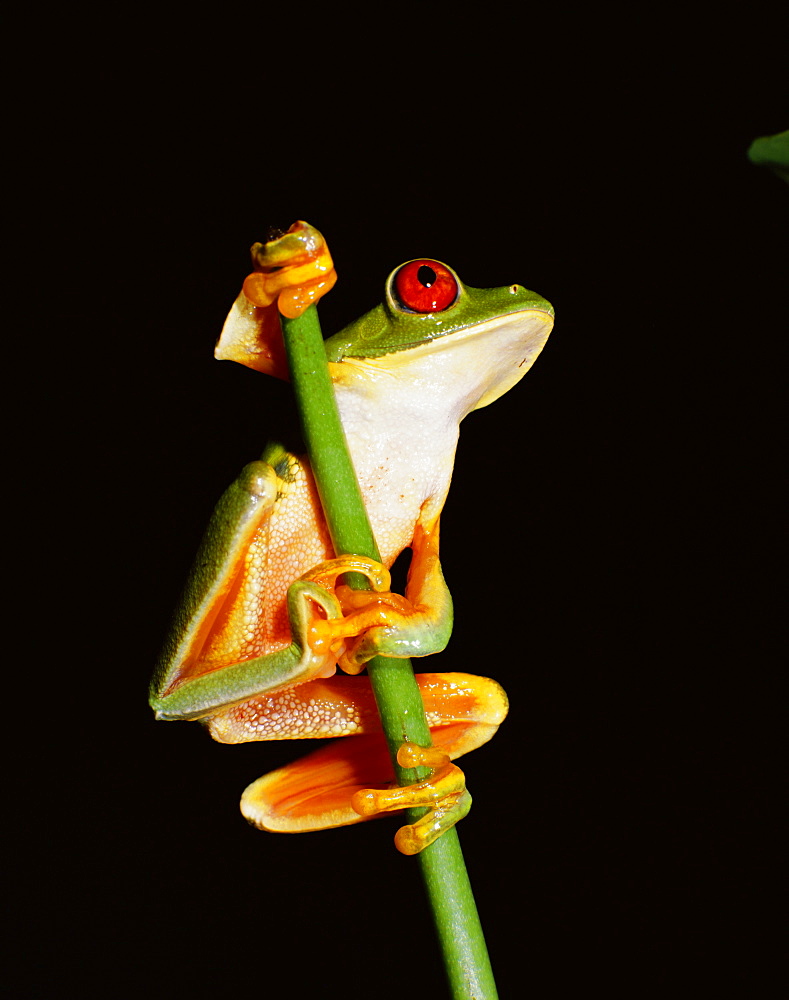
[[336, 307, 553, 415], [467, 307, 554, 410]]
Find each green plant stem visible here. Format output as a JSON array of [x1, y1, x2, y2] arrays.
[[281, 305, 498, 1000]]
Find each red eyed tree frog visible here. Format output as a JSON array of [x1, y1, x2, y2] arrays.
[[150, 228, 554, 853]]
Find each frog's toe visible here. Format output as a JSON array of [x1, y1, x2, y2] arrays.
[[350, 743, 471, 855], [394, 789, 472, 855]]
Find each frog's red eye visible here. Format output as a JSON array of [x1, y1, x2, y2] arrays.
[[393, 260, 458, 313]]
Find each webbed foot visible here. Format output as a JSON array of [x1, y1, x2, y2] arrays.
[[351, 743, 471, 855]]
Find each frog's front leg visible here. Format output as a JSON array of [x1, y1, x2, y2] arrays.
[[329, 516, 454, 673]]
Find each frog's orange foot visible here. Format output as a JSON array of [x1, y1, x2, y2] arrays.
[[243, 221, 337, 319], [300, 556, 421, 675], [351, 744, 471, 855], [308, 593, 417, 675], [215, 222, 337, 379]]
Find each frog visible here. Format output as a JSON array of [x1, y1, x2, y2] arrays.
[[150, 225, 554, 853]]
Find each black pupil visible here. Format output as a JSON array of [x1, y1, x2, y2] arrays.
[[417, 264, 436, 288]]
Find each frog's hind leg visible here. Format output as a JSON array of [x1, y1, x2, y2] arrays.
[[237, 672, 508, 852], [242, 733, 396, 833]]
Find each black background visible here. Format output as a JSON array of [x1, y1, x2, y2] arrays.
[[14, 12, 784, 998]]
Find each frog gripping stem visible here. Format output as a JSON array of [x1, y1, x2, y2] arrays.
[[351, 744, 472, 856]]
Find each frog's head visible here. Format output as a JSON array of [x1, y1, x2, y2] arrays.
[[325, 259, 554, 412]]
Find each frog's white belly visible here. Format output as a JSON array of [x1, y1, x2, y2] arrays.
[[338, 386, 459, 567]]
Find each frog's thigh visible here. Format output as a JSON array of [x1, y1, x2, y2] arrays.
[[237, 672, 507, 833]]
